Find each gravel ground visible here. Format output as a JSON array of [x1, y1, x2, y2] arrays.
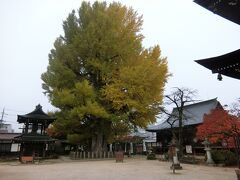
[[0, 158, 236, 180]]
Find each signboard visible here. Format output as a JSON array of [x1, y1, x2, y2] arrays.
[[143, 141, 147, 152], [186, 145, 192, 154], [11, 143, 20, 152]]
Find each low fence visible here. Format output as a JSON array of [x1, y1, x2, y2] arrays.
[[70, 151, 115, 160]]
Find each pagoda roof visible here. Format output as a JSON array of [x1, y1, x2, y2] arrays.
[[14, 133, 55, 142], [195, 49, 240, 80], [17, 104, 56, 123], [194, 0, 240, 25]]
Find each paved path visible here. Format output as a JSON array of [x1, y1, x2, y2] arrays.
[[0, 158, 236, 180]]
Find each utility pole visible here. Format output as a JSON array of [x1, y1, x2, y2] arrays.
[[0, 108, 5, 128]]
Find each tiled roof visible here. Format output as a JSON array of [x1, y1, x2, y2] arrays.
[[14, 133, 54, 142], [17, 104, 55, 123], [147, 98, 221, 132], [0, 133, 21, 140]]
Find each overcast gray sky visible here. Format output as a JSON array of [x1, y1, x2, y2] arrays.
[[1, 0, 240, 132]]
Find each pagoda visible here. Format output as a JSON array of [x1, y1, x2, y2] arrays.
[[14, 104, 56, 161]]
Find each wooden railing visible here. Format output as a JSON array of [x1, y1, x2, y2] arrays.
[[70, 151, 115, 160]]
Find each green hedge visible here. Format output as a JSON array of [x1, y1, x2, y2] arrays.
[[211, 150, 237, 166], [147, 153, 156, 160]]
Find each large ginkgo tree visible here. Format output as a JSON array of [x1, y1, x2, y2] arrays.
[[42, 1, 169, 152]]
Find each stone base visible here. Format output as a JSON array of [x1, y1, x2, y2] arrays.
[[170, 163, 182, 170], [206, 163, 215, 167], [206, 161, 215, 166], [206, 160, 215, 165]]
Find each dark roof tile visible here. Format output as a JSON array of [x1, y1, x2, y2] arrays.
[[147, 98, 221, 131]]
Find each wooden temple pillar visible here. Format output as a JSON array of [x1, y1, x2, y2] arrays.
[[42, 143, 46, 158]]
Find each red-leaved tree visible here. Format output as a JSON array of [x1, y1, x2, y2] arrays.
[[197, 108, 240, 168], [196, 108, 240, 148]]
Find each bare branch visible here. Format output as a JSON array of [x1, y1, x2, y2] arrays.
[[162, 87, 198, 157]]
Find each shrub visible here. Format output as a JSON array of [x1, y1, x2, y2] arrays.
[[211, 150, 237, 166], [224, 150, 237, 166], [163, 153, 169, 161], [147, 153, 156, 160], [211, 150, 225, 164]]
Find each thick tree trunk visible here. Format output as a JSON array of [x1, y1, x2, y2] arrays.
[[91, 131, 104, 152], [102, 135, 108, 152], [91, 135, 97, 152], [96, 131, 103, 152], [91, 120, 111, 152]]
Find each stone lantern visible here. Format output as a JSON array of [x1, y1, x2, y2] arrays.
[[202, 138, 215, 165]]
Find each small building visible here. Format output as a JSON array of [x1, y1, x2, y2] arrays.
[[14, 104, 56, 161], [146, 98, 222, 154], [115, 129, 157, 155], [0, 133, 21, 156], [133, 130, 157, 153]]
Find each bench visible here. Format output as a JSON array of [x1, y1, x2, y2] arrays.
[[21, 156, 34, 163]]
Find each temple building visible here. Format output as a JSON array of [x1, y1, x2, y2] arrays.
[[14, 105, 56, 161], [146, 98, 222, 154]]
